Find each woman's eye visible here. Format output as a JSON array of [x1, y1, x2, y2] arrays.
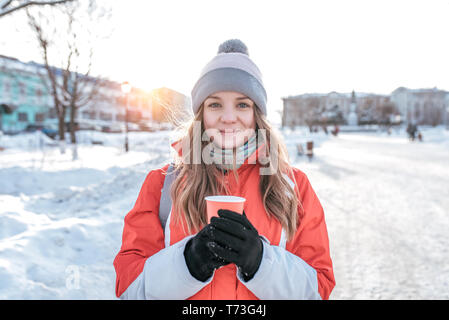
[[207, 102, 250, 109]]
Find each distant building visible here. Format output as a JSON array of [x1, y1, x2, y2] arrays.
[[151, 87, 192, 124], [0, 55, 191, 134], [281, 90, 391, 127], [77, 80, 151, 127], [282, 92, 346, 127], [281, 86, 449, 127], [356, 93, 392, 125], [0, 55, 50, 132], [390, 87, 448, 126]]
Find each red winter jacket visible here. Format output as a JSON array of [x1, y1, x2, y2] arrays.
[[113, 141, 335, 299]]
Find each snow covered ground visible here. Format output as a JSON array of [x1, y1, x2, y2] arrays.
[[0, 126, 448, 299], [292, 126, 449, 299]]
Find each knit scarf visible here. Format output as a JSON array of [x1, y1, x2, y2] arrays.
[[209, 133, 258, 171]]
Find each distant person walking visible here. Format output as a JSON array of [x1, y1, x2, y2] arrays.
[[331, 125, 339, 137], [406, 123, 417, 141], [417, 131, 423, 142]]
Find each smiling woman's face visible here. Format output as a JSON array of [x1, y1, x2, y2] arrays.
[[202, 91, 257, 149]]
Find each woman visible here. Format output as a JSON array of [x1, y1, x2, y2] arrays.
[[113, 39, 335, 300]]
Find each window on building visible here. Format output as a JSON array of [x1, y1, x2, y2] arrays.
[[116, 96, 125, 106], [18, 112, 28, 122], [35, 113, 45, 122], [99, 111, 112, 121], [82, 110, 96, 119], [48, 108, 57, 119], [35, 87, 43, 105], [19, 82, 26, 103], [129, 110, 142, 122], [2, 78, 12, 100], [116, 113, 126, 122]]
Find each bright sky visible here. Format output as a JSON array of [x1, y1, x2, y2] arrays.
[[1, 0, 449, 122]]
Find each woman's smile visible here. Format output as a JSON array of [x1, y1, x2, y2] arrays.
[[219, 129, 242, 134]]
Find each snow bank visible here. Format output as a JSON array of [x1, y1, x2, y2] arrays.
[[0, 130, 174, 299]]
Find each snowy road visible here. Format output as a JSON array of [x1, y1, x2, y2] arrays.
[[293, 130, 449, 299], [0, 128, 448, 299]]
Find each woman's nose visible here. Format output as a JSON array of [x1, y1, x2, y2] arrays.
[[220, 109, 237, 123]]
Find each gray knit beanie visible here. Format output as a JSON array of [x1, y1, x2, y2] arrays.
[[191, 39, 267, 116]]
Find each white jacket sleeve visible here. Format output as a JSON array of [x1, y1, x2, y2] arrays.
[[237, 238, 322, 300], [119, 235, 214, 300]]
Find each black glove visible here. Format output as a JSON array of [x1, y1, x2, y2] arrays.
[[184, 224, 230, 282], [207, 209, 263, 282]]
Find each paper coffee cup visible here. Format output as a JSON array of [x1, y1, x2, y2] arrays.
[[205, 195, 246, 223]]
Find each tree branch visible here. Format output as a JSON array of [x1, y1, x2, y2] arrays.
[[0, 0, 74, 18]]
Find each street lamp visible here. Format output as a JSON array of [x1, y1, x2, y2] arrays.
[[121, 81, 131, 152]]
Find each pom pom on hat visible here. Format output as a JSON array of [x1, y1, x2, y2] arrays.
[[217, 39, 249, 56]]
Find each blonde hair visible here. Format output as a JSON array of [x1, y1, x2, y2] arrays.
[[169, 103, 303, 241]]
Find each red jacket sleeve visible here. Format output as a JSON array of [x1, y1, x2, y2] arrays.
[[286, 168, 336, 300], [113, 164, 169, 298]]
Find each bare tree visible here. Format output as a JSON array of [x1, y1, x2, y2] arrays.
[[27, 13, 66, 149], [26, 0, 111, 154], [0, 0, 73, 18]]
